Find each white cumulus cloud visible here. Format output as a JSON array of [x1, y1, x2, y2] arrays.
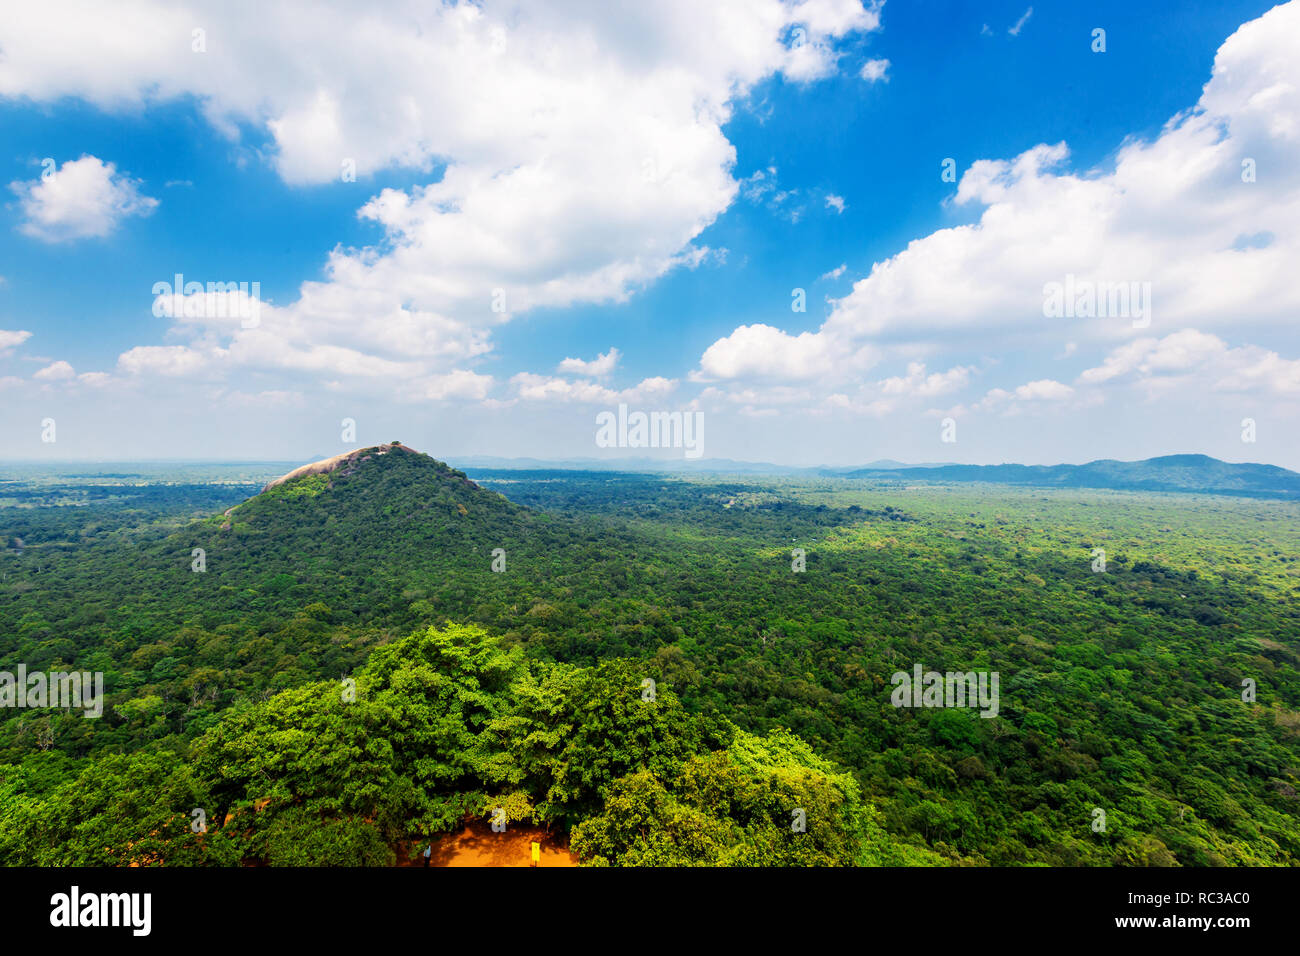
[[859, 58, 890, 83], [1079, 329, 1300, 396], [0, 329, 32, 354], [10, 156, 157, 241], [558, 348, 621, 378], [33, 360, 75, 381]]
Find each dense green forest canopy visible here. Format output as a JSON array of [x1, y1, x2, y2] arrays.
[[1, 448, 1298, 865]]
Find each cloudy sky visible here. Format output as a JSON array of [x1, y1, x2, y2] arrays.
[[1, 0, 1297, 468]]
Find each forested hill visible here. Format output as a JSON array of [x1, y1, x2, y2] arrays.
[[835, 454, 1300, 498], [0, 442, 591, 714], [200, 440, 549, 612]]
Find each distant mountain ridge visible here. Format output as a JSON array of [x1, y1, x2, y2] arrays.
[[448, 453, 1299, 499], [448, 455, 955, 474], [835, 454, 1300, 498]]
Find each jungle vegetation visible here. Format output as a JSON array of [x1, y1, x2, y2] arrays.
[[1, 448, 1297, 866]]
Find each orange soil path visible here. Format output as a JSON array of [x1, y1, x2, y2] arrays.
[[399, 821, 578, 867]]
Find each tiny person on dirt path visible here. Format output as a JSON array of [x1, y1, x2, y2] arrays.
[[423, 843, 431, 867]]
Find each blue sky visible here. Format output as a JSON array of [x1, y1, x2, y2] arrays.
[[1, 0, 1297, 467]]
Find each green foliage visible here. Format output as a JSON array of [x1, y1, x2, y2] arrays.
[[261, 474, 330, 501], [485, 659, 703, 824], [0, 751, 241, 866], [1, 455, 1298, 866], [570, 729, 942, 866], [264, 810, 394, 867]]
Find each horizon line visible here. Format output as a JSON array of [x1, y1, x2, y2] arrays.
[[0, 451, 1293, 473]]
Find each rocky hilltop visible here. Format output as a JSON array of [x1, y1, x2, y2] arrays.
[[260, 442, 424, 493]]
